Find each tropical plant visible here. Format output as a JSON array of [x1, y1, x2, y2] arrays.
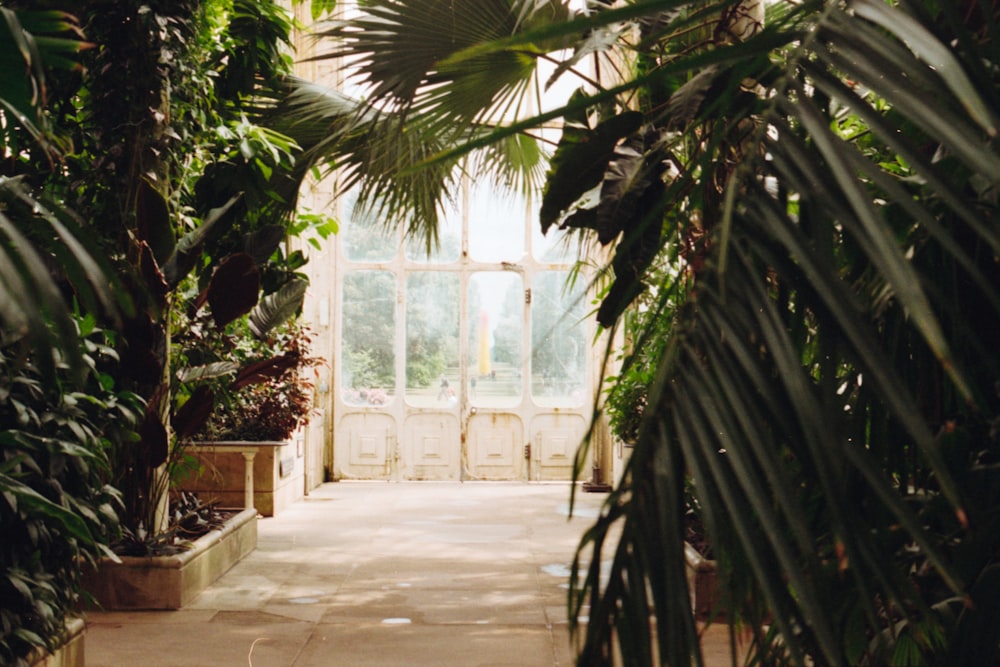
[[551, 2, 1000, 665], [0, 7, 142, 663], [180, 316, 322, 443], [0, 319, 139, 665], [0, 8, 126, 378], [2, 0, 337, 552], [309, 0, 1000, 664], [55, 0, 331, 541]]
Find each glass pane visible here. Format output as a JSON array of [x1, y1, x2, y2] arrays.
[[405, 272, 460, 407], [405, 200, 461, 264], [531, 271, 587, 406], [342, 189, 397, 262], [341, 270, 396, 406], [468, 272, 523, 408], [468, 186, 525, 263], [533, 220, 579, 263]]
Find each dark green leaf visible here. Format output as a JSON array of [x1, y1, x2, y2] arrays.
[[248, 278, 308, 339]]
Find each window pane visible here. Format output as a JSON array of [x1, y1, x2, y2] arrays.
[[468, 187, 525, 263], [532, 218, 579, 263], [531, 271, 587, 406], [468, 272, 523, 407], [342, 190, 397, 262], [341, 270, 396, 406], [405, 272, 460, 407]]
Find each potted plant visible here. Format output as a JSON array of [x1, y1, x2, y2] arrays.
[[175, 315, 322, 517]]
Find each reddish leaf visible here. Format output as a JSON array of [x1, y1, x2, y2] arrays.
[[230, 352, 300, 390], [140, 406, 168, 469], [135, 179, 174, 265], [172, 385, 216, 440], [207, 253, 260, 329]]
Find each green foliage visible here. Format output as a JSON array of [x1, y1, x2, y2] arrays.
[[182, 320, 321, 442], [54, 0, 315, 543], [534, 1, 1000, 665], [0, 324, 138, 665], [404, 272, 459, 389]]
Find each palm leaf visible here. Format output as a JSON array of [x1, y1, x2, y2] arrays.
[[544, 1, 1000, 664]]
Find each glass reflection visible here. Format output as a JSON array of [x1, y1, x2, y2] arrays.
[[405, 200, 461, 264], [342, 189, 397, 262], [468, 272, 523, 407], [405, 272, 460, 407], [533, 219, 580, 264], [468, 187, 525, 263], [531, 271, 587, 406], [341, 270, 396, 405]]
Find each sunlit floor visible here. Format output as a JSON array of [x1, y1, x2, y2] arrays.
[[84, 482, 739, 666]]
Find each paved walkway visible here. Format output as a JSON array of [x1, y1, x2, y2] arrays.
[[84, 482, 735, 666]]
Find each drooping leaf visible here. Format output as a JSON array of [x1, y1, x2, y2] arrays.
[[248, 278, 308, 339], [230, 352, 300, 391], [206, 253, 260, 329], [138, 241, 169, 314], [658, 64, 722, 129], [139, 407, 168, 470], [540, 108, 643, 233], [172, 385, 216, 440], [242, 224, 285, 265], [135, 179, 174, 266], [162, 194, 242, 287]]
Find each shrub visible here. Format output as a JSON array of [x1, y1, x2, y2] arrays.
[[0, 322, 139, 665]]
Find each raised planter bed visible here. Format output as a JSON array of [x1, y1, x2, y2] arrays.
[[685, 542, 720, 620], [81, 507, 257, 611], [25, 617, 85, 667], [179, 440, 303, 517]]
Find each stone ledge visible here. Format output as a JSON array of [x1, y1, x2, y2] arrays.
[[82, 508, 257, 610], [26, 617, 85, 667], [685, 542, 720, 620]]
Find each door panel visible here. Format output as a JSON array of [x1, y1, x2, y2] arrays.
[[401, 413, 460, 480], [531, 413, 586, 481], [337, 412, 395, 479], [467, 413, 523, 479]]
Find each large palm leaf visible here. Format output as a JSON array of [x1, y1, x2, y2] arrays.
[[333, 0, 1000, 663], [279, 0, 565, 245], [545, 1, 1000, 665], [286, 0, 998, 663]]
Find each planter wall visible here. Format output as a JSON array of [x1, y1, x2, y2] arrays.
[[25, 618, 85, 667], [685, 542, 720, 620], [179, 440, 303, 516], [81, 507, 257, 611]]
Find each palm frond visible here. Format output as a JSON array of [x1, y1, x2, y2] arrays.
[[560, 0, 1000, 664]]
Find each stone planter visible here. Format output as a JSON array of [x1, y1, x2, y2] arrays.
[[25, 617, 85, 667], [685, 542, 720, 620], [180, 440, 303, 516], [81, 507, 257, 611]]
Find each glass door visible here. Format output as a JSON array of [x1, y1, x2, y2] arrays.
[[331, 183, 592, 481]]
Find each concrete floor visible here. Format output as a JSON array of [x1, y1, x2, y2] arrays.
[[84, 482, 738, 666]]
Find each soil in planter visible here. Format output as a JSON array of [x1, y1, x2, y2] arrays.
[[112, 492, 239, 557]]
